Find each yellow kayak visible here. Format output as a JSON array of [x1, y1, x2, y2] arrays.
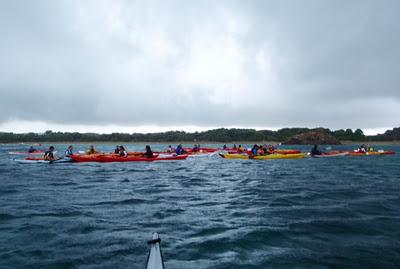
[[219, 153, 307, 160]]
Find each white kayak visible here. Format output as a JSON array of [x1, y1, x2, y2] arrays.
[[311, 152, 349, 158], [12, 157, 72, 164], [9, 151, 43, 155], [9, 151, 57, 155], [146, 233, 165, 269], [187, 152, 215, 158]]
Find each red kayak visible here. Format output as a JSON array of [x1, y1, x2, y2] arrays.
[[347, 150, 395, 156], [70, 154, 187, 163], [69, 154, 104, 162]]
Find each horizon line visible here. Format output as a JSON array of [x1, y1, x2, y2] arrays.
[[1, 126, 396, 136]]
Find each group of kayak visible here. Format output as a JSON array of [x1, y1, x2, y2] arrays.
[[309, 144, 395, 157], [10, 143, 395, 163], [11, 144, 220, 163], [219, 143, 395, 160]]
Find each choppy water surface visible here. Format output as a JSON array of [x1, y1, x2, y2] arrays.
[[0, 143, 399, 269]]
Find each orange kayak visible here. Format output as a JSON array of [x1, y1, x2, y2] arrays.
[[347, 150, 395, 156]]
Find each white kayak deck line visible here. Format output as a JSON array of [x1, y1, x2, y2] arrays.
[[146, 233, 165, 269]]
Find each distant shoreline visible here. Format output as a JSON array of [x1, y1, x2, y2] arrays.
[[1, 127, 399, 144]]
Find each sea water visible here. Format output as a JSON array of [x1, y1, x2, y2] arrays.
[[0, 144, 399, 269]]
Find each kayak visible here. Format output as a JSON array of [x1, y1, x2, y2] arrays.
[[127, 151, 156, 156], [311, 151, 348, 158], [348, 150, 395, 156], [69, 154, 105, 162], [134, 151, 214, 158], [219, 153, 307, 160], [274, 149, 301, 154], [227, 149, 247, 154], [13, 157, 72, 163], [183, 147, 218, 153], [74, 153, 161, 159], [70, 154, 188, 162], [187, 152, 216, 158], [96, 155, 187, 162], [9, 151, 45, 155], [198, 147, 219, 152], [146, 233, 165, 269], [227, 149, 301, 155]]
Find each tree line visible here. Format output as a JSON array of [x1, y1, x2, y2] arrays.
[[0, 127, 399, 143]]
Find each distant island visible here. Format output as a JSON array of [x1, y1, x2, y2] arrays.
[[1, 127, 399, 144]]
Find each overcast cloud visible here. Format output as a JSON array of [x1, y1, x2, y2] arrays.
[[0, 0, 399, 133]]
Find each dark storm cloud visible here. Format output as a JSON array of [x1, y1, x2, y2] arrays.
[[0, 0, 399, 130]]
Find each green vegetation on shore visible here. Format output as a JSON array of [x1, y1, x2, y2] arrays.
[[0, 127, 399, 143]]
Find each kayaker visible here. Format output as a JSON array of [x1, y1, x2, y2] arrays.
[[87, 145, 99, 155], [233, 144, 237, 149], [175, 144, 186, 155], [358, 144, 367, 153], [268, 145, 275, 153], [119, 146, 128, 157], [250, 144, 259, 156], [264, 144, 272, 155], [237, 144, 244, 153], [192, 144, 200, 152], [114, 145, 120, 154], [166, 145, 174, 153], [143, 145, 154, 158], [258, 145, 267, 156], [28, 146, 37, 153], [65, 145, 73, 157], [44, 146, 56, 161], [223, 144, 227, 150], [311, 144, 322, 156], [367, 145, 374, 152]]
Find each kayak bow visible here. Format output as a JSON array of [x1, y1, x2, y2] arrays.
[[146, 233, 165, 269]]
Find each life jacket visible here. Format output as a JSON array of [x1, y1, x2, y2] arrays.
[[87, 149, 97, 154], [144, 150, 154, 158], [65, 149, 73, 156], [44, 150, 54, 160]]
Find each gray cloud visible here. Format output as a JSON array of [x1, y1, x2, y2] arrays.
[[0, 0, 399, 130]]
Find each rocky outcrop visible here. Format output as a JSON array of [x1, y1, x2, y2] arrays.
[[284, 131, 341, 145]]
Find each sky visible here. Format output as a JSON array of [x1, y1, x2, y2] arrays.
[[0, 0, 399, 135]]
